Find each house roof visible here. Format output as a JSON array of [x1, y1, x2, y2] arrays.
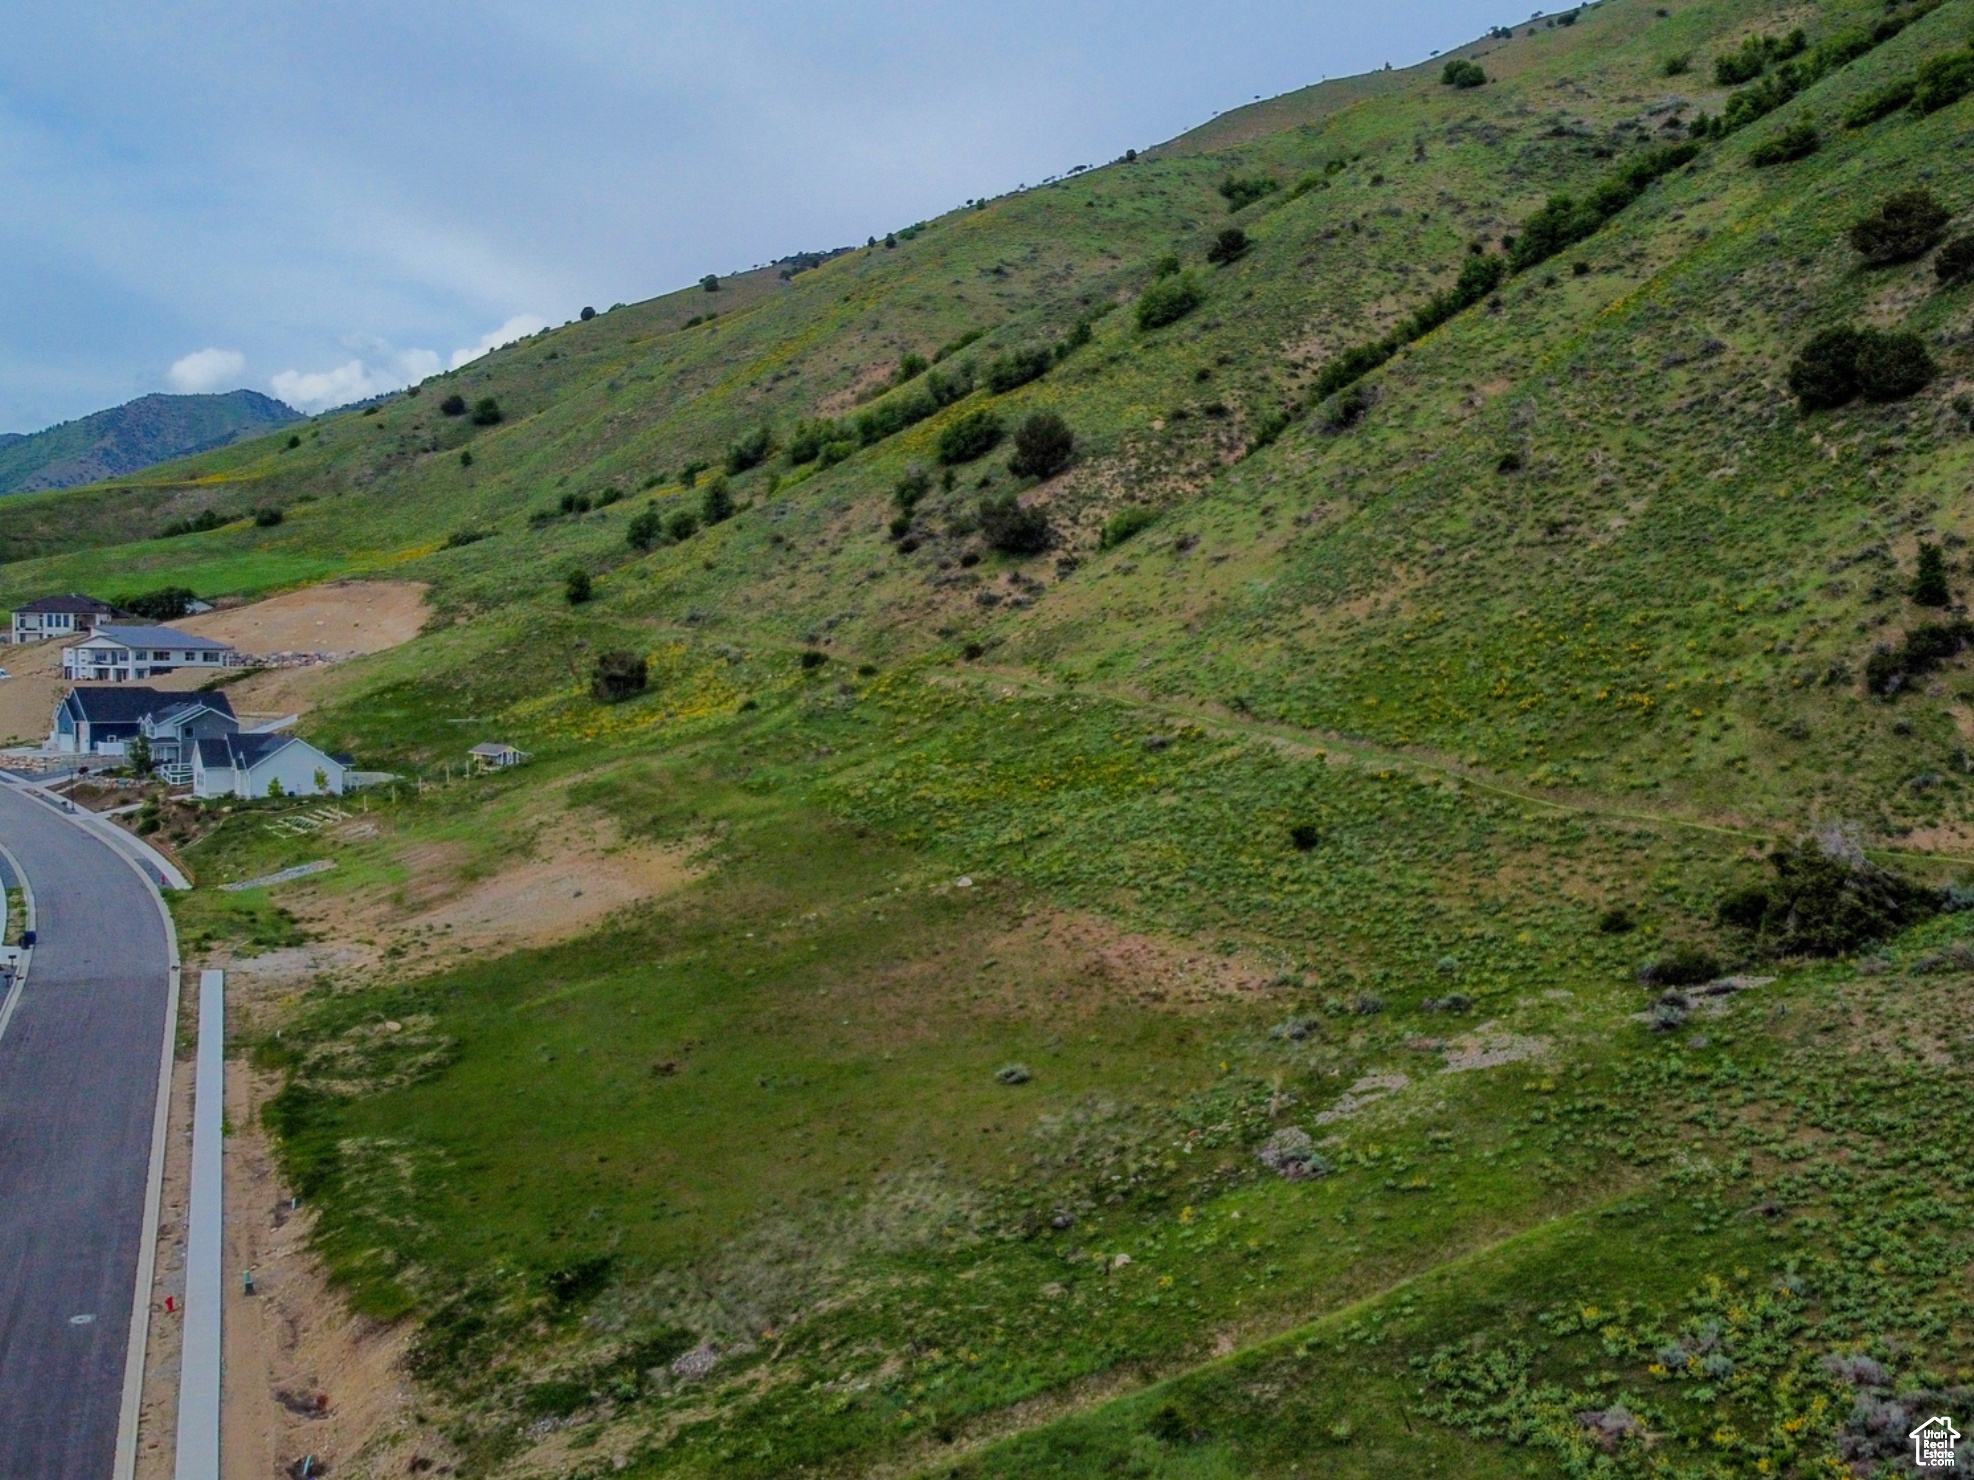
[[196, 733, 295, 769], [62, 686, 177, 724], [152, 692, 237, 722], [80, 624, 231, 651], [15, 593, 118, 616], [469, 742, 525, 756]]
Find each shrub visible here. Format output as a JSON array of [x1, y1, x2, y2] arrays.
[[1849, 189, 1951, 266], [799, 648, 828, 670], [1844, 78, 1916, 127], [984, 346, 1054, 394], [700, 273, 720, 292], [442, 528, 486, 549], [932, 328, 983, 362], [1441, 58, 1487, 87], [893, 465, 931, 515], [1855, 329, 1936, 402], [254, 506, 283, 527], [1322, 383, 1372, 432], [1507, 144, 1697, 272], [439, 393, 466, 416], [1937, 235, 1974, 286], [284, 434, 300, 449], [1597, 905, 1634, 934], [591, 650, 648, 702], [978, 492, 1050, 554], [1662, 53, 1692, 76], [724, 425, 772, 475], [1101, 505, 1157, 549], [559, 491, 592, 514], [1217, 176, 1279, 211], [1635, 944, 1721, 987], [1008, 412, 1075, 479], [1402, 252, 1505, 338], [1913, 542, 1951, 607], [785, 417, 840, 465], [699, 477, 735, 525], [1205, 227, 1250, 266], [1911, 48, 1974, 114], [937, 409, 1004, 465], [1716, 836, 1938, 956], [1788, 326, 1865, 409], [894, 352, 928, 383], [470, 397, 502, 426], [1865, 620, 1974, 695], [1748, 119, 1820, 166], [565, 569, 592, 605], [1714, 36, 1773, 86], [1136, 272, 1203, 330], [665, 509, 699, 542], [114, 586, 196, 621], [680, 459, 708, 487], [1311, 340, 1395, 400], [1149, 253, 1182, 280], [626, 507, 663, 551]]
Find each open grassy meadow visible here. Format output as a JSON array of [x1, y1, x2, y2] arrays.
[[17, 0, 1974, 1471]]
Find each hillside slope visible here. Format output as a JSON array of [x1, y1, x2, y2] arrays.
[[11, 0, 1974, 1475], [0, 388, 299, 496]]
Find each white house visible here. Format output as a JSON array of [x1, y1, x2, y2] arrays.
[[62, 624, 233, 682], [12, 594, 123, 645], [192, 733, 347, 799]]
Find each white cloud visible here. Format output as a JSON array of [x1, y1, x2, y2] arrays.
[[450, 314, 549, 370], [167, 347, 246, 394], [268, 342, 444, 413]]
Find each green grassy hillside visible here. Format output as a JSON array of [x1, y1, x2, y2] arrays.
[[18, 0, 1974, 1473]]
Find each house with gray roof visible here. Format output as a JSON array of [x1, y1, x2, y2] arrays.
[[50, 686, 237, 761], [192, 733, 346, 799], [62, 623, 233, 681]]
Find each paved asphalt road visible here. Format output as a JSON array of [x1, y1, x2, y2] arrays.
[[0, 785, 172, 1480]]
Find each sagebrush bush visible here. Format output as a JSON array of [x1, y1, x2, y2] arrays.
[[591, 650, 647, 703], [978, 492, 1050, 554], [1008, 412, 1075, 479], [1206, 227, 1250, 266], [937, 409, 1004, 465], [1635, 944, 1721, 987], [1849, 189, 1951, 266], [1136, 272, 1202, 330]]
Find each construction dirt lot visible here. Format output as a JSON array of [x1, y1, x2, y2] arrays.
[[0, 581, 429, 746]]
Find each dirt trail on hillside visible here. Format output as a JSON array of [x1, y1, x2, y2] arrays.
[[0, 581, 428, 745]]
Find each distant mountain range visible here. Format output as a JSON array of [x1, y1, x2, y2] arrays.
[[0, 389, 301, 495]]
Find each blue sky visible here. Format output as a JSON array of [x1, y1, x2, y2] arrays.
[[0, 0, 1512, 432]]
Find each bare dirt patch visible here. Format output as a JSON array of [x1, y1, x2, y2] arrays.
[[221, 807, 700, 990], [1441, 1027, 1550, 1073]]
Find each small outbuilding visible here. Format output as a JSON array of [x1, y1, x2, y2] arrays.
[[192, 733, 346, 799], [468, 742, 530, 770]]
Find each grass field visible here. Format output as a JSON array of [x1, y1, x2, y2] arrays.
[[13, 0, 1974, 1471]]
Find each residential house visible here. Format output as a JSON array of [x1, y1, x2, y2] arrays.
[[62, 624, 233, 682], [11, 594, 123, 645], [50, 686, 236, 760], [192, 733, 346, 799], [468, 742, 530, 770]]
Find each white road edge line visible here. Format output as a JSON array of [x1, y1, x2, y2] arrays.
[[0, 840, 35, 1046], [174, 969, 223, 1480], [109, 825, 183, 1480]]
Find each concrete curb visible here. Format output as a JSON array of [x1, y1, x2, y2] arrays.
[[0, 773, 190, 889], [173, 969, 223, 1480], [0, 840, 35, 1048]]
